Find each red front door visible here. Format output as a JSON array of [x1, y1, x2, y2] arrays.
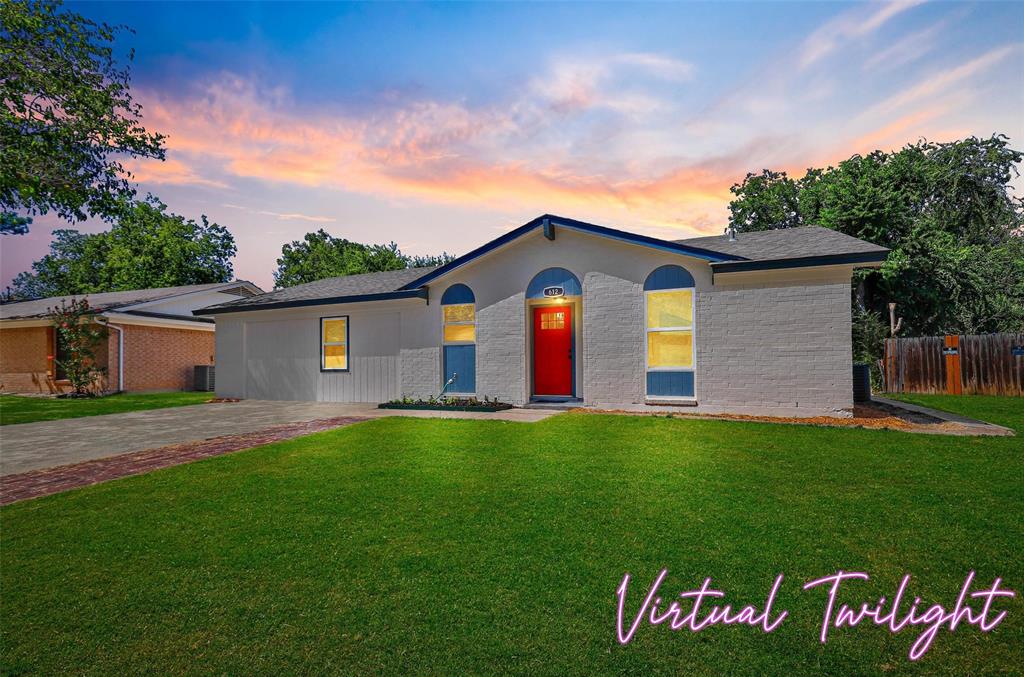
[[533, 305, 573, 396]]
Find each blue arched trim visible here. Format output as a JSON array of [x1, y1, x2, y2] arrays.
[[441, 283, 475, 305], [644, 265, 695, 291], [526, 267, 582, 299]]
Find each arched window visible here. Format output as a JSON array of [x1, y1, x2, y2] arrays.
[[644, 265, 695, 399], [441, 284, 476, 394]]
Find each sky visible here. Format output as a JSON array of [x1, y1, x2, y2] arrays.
[[3, 0, 1023, 292]]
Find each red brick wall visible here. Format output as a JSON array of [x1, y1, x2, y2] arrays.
[[120, 324, 214, 392], [0, 325, 111, 394]]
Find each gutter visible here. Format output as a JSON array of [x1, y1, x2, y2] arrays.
[[96, 316, 124, 393]]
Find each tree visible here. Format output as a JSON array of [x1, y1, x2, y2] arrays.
[[48, 297, 107, 395], [273, 230, 454, 288], [1, 0, 165, 234], [727, 134, 1024, 337], [11, 197, 236, 298], [727, 169, 806, 231]]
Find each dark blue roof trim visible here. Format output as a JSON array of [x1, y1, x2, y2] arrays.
[[441, 283, 475, 305], [123, 309, 215, 324], [644, 265, 695, 291], [711, 251, 888, 273], [527, 267, 582, 298], [193, 288, 428, 315], [398, 214, 743, 291]]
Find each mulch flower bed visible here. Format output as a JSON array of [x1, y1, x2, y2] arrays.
[[574, 402, 971, 434], [379, 397, 513, 412], [0, 416, 367, 506]]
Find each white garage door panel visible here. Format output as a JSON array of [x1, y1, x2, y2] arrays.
[[245, 318, 318, 401]]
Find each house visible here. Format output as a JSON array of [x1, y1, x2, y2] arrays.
[[196, 216, 888, 417], [0, 281, 263, 394]]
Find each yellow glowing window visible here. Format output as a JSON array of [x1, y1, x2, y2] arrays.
[[540, 311, 565, 330], [444, 324, 476, 343], [443, 304, 475, 323], [321, 317, 348, 370], [647, 331, 693, 368], [647, 290, 692, 329], [443, 303, 475, 344]]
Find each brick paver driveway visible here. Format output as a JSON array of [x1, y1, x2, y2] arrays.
[[0, 400, 378, 477]]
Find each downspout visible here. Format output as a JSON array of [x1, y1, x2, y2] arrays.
[[97, 316, 124, 393]]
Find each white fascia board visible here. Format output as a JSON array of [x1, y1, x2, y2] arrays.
[[101, 312, 216, 332]]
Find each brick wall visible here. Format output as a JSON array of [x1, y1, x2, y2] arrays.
[[399, 347, 440, 400], [476, 292, 527, 405], [0, 325, 112, 394], [696, 281, 853, 416], [121, 324, 214, 392], [0, 327, 51, 393], [583, 271, 644, 406]]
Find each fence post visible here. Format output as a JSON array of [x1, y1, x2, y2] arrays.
[[943, 335, 962, 395]]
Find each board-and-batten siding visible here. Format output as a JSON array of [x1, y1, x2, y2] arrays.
[[236, 312, 401, 402]]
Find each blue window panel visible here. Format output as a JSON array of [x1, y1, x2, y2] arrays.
[[444, 345, 476, 393], [441, 283, 475, 305], [644, 265, 695, 291], [526, 267, 582, 298], [647, 371, 694, 397]]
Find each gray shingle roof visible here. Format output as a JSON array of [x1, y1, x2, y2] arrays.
[[195, 220, 889, 315], [197, 267, 438, 314], [676, 226, 888, 262], [0, 282, 257, 321]]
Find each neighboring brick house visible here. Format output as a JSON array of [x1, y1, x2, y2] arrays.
[[197, 215, 888, 418], [0, 282, 263, 395]]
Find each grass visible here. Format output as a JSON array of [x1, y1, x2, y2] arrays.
[[1, 397, 1021, 674], [0, 391, 214, 426]]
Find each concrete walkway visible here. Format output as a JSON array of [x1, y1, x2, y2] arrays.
[[0, 400, 556, 477]]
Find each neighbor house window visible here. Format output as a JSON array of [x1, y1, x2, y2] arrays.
[[644, 265, 696, 398], [441, 284, 476, 393], [321, 316, 349, 371]]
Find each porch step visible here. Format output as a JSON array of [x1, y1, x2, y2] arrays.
[[522, 400, 583, 410]]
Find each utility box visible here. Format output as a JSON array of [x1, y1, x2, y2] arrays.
[[852, 363, 871, 402], [194, 365, 215, 392]]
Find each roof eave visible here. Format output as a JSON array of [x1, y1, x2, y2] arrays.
[[396, 214, 745, 291], [193, 288, 429, 316], [710, 250, 889, 273]]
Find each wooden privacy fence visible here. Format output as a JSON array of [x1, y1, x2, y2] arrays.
[[883, 333, 1024, 396]]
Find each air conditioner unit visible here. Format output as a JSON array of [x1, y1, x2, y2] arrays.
[[194, 365, 215, 392]]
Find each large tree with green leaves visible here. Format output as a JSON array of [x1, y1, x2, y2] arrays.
[[0, 0, 165, 234], [274, 229, 453, 288], [11, 197, 236, 298], [728, 135, 1024, 337]]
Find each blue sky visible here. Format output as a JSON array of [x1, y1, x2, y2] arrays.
[[4, 1, 1022, 292]]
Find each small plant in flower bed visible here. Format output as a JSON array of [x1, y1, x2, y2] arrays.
[[380, 395, 513, 411]]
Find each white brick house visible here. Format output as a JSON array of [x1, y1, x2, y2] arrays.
[[196, 215, 888, 417]]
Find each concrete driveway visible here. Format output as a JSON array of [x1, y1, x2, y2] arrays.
[[0, 400, 555, 476]]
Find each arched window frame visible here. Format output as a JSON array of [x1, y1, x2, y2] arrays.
[[643, 265, 696, 399], [441, 284, 476, 394]]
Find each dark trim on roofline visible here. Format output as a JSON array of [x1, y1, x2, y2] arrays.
[[397, 215, 745, 291], [120, 310, 215, 324], [710, 250, 889, 273], [193, 288, 429, 316]]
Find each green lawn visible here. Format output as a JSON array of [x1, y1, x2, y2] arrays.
[[1, 397, 1021, 674], [0, 391, 214, 425]]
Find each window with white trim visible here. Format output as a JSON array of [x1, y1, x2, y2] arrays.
[[644, 265, 696, 398]]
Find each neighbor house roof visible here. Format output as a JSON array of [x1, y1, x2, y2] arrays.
[[194, 216, 889, 316], [0, 281, 261, 321]]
